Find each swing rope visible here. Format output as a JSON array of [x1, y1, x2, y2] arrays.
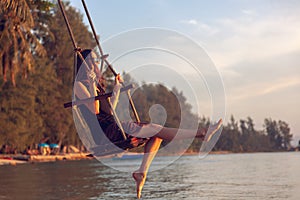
[[57, 0, 127, 140], [80, 0, 141, 123]]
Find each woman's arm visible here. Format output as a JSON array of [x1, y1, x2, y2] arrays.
[[110, 81, 122, 109], [74, 81, 100, 114], [110, 74, 123, 109]]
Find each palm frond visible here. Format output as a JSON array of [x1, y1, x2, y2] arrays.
[[0, 0, 15, 10], [0, 0, 33, 26], [22, 51, 33, 75], [1, 0, 52, 86], [0, 28, 13, 50]]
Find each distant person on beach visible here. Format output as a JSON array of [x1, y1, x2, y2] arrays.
[[74, 49, 223, 199]]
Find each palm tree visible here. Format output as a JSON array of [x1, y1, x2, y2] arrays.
[[0, 0, 50, 86]]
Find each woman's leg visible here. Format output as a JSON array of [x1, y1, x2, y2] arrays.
[[132, 119, 223, 141], [131, 119, 222, 198], [133, 137, 162, 199]]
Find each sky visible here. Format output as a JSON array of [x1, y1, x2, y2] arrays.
[[68, 0, 300, 145]]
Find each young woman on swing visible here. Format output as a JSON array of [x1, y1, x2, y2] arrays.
[[74, 49, 223, 199]]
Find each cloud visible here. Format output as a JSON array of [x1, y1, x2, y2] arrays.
[[228, 76, 300, 102], [180, 19, 218, 35], [220, 47, 300, 104], [220, 16, 299, 67], [259, 78, 300, 96], [177, 3, 300, 140], [241, 9, 257, 16], [181, 19, 198, 25]]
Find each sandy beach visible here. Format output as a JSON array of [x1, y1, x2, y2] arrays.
[[0, 153, 91, 166]]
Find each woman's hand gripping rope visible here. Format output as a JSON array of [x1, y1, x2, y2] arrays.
[[88, 71, 97, 82]]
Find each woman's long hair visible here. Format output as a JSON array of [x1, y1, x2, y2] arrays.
[[76, 49, 102, 84]]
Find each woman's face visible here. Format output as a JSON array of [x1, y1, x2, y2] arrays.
[[87, 52, 100, 70]]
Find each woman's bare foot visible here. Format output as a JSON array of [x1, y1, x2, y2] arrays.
[[196, 127, 206, 139], [196, 119, 223, 141], [132, 170, 146, 199], [205, 119, 223, 142]]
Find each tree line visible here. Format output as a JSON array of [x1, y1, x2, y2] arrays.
[[128, 83, 294, 153], [1, 0, 95, 152], [213, 116, 293, 152], [0, 1, 294, 154]]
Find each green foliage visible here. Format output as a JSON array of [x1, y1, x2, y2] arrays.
[[0, 73, 45, 151], [213, 116, 293, 152], [43, 1, 95, 86], [0, 1, 295, 154], [0, 0, 52, 86], [214, 115, 241, 152], [264, 118, 293, 151], [0, 0, 94, 152]]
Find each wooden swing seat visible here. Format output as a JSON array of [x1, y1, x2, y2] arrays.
[[90, 137, 147, 157]]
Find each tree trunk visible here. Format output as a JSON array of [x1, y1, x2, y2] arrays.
[[10, 67, 16, 87], [2, 52, 8, 83]]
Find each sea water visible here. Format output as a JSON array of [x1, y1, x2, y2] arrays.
[[0, 152, 299, 200]]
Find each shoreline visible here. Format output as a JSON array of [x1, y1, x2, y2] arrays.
[[1, 150, 297, 166], [0, 153, 92, 166]]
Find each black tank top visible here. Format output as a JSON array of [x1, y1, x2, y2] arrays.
[[76, 80, 124, 144]]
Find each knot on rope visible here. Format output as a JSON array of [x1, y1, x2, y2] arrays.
[[74, 47, 82, 52]]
